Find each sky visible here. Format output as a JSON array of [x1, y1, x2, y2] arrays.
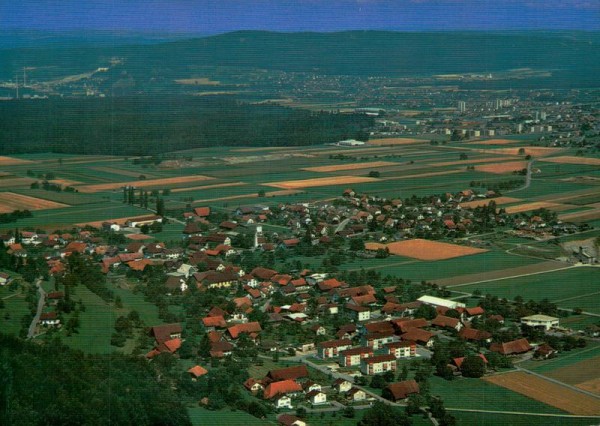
[[1, 0, 599, 33]]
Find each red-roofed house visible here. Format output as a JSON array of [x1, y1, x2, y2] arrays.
[[227, 321, 262, 339], [339, 346, 374, 367], [384, 340, 417, 358], [361, 354, 397, 375], [490, 338, 532, 355], [263, 379, 302, 400], [383, 380, 420, 401], [188, 365, 208, 379]]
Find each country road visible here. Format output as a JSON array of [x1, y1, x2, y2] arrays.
[[27, 277, 45, 339], [515, 366, 600, 400]]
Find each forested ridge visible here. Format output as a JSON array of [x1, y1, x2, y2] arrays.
[[0, 334, 191, 426], [0, 96, 372, 155]]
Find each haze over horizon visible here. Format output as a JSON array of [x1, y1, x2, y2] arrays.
[[2, 0, 599, 35]]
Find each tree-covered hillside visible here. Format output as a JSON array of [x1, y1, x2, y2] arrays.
[[0, 334, 191, 426]]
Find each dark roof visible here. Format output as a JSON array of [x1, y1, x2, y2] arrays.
[[150, 323, 182, 344], [267, 365, 309, 382], [384, 380, 420, 401], [490, 338, 532, 355]]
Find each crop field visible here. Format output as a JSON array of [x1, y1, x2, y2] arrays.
[[458, 266, 598, 307], [0, 192, 69, 213], [367, 137, 427, 145], [453, 412, 595, 426], [0, 177, 37, 189], [543, 356, 600, 394], [460, 196, 522, 208], [75, 175, 215, 193], [428, 156, 517, 167], [558, 207, 600, 222], [541, 156, 600, 166], [90, 166, 159, 179], [483, 372, 600, 415], [170, 181, 247, 193], [475, 160, 528, 174], [504, 201, 567, 214], [264, 175, 379, 189], [365, 239, 487, 260], [471, 147, 563, 157], [0, 156, 35, 165], [302, 160, 398, 172], [471, 139, 521, 145]]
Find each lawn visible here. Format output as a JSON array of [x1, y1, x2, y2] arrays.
[[188, 407, 272, 426], [459, 266, 599, 305], [0, 286, 30, 336], [429, 376, 566, 414], [452, 411, 595, 426]]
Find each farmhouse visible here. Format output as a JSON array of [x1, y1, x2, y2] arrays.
[[431, 315, 463, 331], [383, 380, 420, 402], [401, 328, 435, 347], [267, 365, 309, 382], [520, 314, 559, 331], [360, 354, 396, 375], [490, 338, 532, 355], [264, 380, 302, 401]]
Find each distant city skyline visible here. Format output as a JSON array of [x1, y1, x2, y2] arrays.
[[1, 0, 599, 34]]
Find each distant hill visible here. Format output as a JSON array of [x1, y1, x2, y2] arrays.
[[1, 30, 599, 88]]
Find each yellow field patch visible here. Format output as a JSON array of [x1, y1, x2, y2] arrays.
[[365, 239, 487, 261], [577, 378, 600, 395], [264, 176, 379, 189], [302, 161, 397, 172], [541, 156, 600, 166], [0, 192, 69, 213], [471, 147, 562, 157], [484, 372, 600, 416], [75, 175, 215, 193], [0, 156, 35, 165], [475, 161, 528, 174], [505, 202, 566, 214], [460, 197, 522, 209]]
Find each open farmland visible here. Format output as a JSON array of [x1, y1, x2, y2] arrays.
[[264, 175, 379, 189], [504, 201, 567, 214], [541, 156, 600, 166], [475, 160, 528, 174], [302, 161, 397, 172], [367, 137, 426, 145], [483, 372, 600, 415], [542, 356, 600, 394], [0, 156, 35, 165], [365, 239, 487, 260], [471, 139, 521, 145], [0, 192, 69, 213], [460, 196, 521, 208], [74, 175, 215, 193], [471, 147, 563, 157]]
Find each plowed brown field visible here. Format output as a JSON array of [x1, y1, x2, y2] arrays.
[[484, 372, 600, 415], [541, 156, 600, 166], [365, 239, 487, 261], [75, 175, 214, 193], [0, 156, 35, 165], [460, 197, 521, 209], [0, 192, 69, 213], [475, 161, 528, 174]]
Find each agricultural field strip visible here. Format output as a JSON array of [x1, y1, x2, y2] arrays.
[[192, 189, 304, 204], [438, 262, 573, 288], [365, 239, 487, 261], [534, 187, 600, 203], [170, 182, 247, 193], [90, 166, 159, 179], [559, 208, 600, 222], [301, 161, 398, 172], [483, 371, 600, 415], [74, 175, 215, 193], [541, 156, 600, 166], [0, 192, 70, 213], [263, 175, 379, 189]]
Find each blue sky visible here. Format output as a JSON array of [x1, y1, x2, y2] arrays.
[[2, 0, 598, 33]]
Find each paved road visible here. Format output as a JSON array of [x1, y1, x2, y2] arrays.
[[27, 278, 45, 339], [506, 159, 535, 194]]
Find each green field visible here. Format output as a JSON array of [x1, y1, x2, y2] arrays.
[[452, 411, 596, 426], [459, 266, 599, 306], [429, 376, 567, 414], [0, 286, 30, 336], [520, 342, 600, 374], [188, 407, 272, 426]]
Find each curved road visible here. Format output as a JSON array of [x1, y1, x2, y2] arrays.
[[506, 159, 535, 194], [27, 278, 45, 339]]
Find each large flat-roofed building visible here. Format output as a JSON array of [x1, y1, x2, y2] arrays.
[[417, 295, 465, 310], [520, 314, 559, 331]]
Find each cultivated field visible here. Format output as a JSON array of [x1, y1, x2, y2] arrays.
[[302, 161, 397, 172], [74, 214, 159, 229], [0, 156, 35, 165], [0, 192, 69, 213], [472, 139, 520, 145], [90, 166, 157, 179], [559, 208, 600, 222], [460, 196, 521, 209], [474, 147, 563, 157], [505, 201, 566, 214], [170, 182, 247, 193], [365, 239, 487, 260], [0, 177, 37, 189], [430, 156, 517, 167], [483, 372, 600, 415], [541, 156, 600, 166], [475, 161, 528, 174], [264, 175, 379, 189], [543, 356, 600, 394], [367, 137, 426, 145], [75, 175, 215, 193]]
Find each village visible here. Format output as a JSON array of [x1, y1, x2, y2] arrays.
[[1, 183, 598, 425]]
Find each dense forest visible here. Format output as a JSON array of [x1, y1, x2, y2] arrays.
[[0, 96, 372, 155], [0, 334, 191, 425]]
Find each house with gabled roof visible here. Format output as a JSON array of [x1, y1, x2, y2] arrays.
[[401, 328, 435, 347], [227, 321, 262, 339], [339, 346, 374, 367], [383, 380, 420, 402], [384, 340, 417, 358], [458, 327, 492, 343], [431, 315, 463, 331], [267, 365, 309, 382], [263, 379, 303, 400], [361, 354, 396, 375], [490, 338, 532, 355]]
